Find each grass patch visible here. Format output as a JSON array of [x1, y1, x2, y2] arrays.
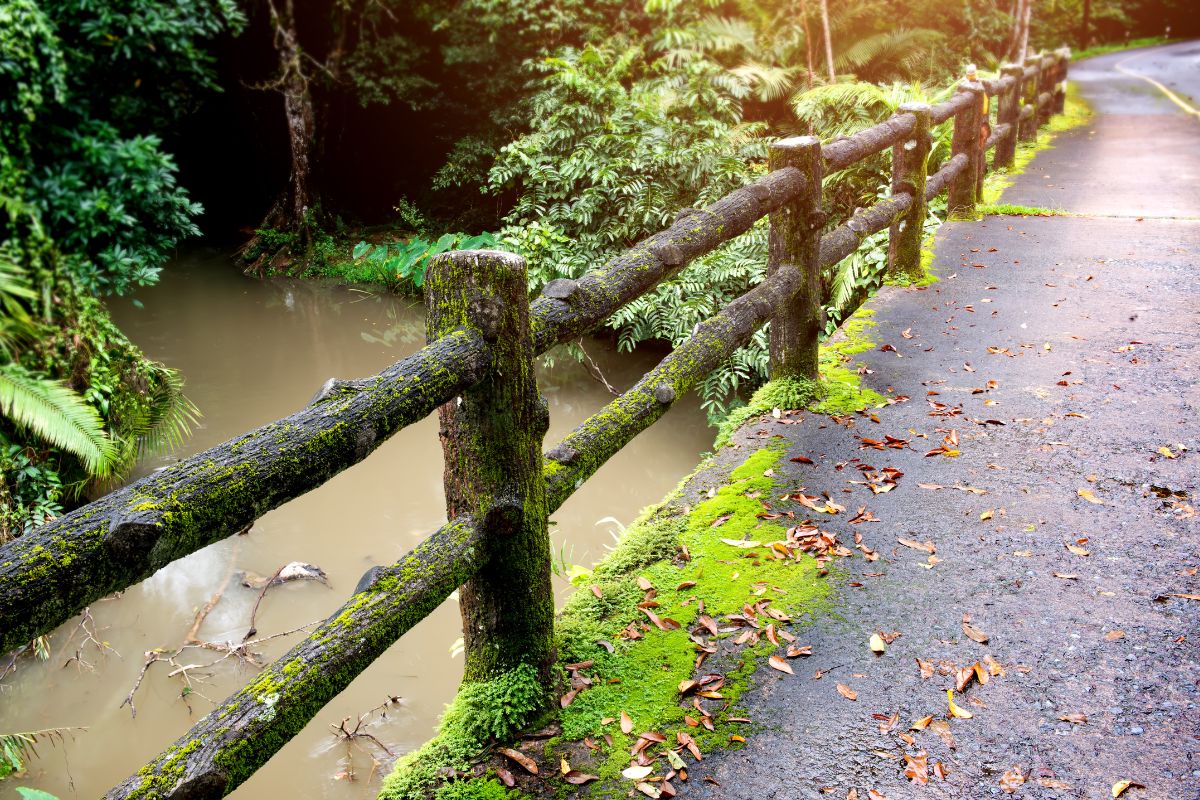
[[1072, 36, 1174, 62]]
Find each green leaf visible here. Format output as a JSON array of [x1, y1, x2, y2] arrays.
[[0, 365, 117, 477], [16, 788, 61, 800], [352, 241, 373, 259]]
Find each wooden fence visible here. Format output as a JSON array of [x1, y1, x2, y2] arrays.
[[0, 48, 1071, 799]]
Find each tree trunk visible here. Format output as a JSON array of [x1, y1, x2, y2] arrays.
[[1080, 0, 1091, 50], [819, 0, 836, 82], [800, 0, 815, 90], [241, 0, 317, 274], [1018, 0, 1033, 62]]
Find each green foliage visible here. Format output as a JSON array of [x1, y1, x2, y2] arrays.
[[432, 780, 526, 800], [0, 727, 78, 782], [380, 664, 545, 800], [0, 365, 116, 477], [349, 232, 501, 291]]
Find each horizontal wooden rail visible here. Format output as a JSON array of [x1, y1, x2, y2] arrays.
[[822, 112, 917, 171], [0, 331, 491, 654], [105, 516, 485, 800]]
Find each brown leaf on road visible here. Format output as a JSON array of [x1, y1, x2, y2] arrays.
[[868, 791, 888, 800], [1104, 630, 1125, 641], [916, 658, 935, 679], [929, 719, 957, 748], [836, 683, 858, 701], [961, 615, 989, 644], [910, 715, 933, 730], [999, 765, 1026, 794], [497, 747, 538, 775], [903, 750, 929, 785], [1112, 779, 1145, 797], [872, 712, 899, 734], [1066, 543, 1091, 557], [1059, 712, 1088, 725], [786, 643, 813, 658], [769, 655, 794, 675], [495, 767, 515, 787], [898, 537, 937, 554], [1037, 777, 1072, 790], [983, 654, 1006, 676], [1078, 488, 1104, 504], [947, 690, 973, 719]]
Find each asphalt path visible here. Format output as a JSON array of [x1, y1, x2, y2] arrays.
[[675, 41, 1200, 800]]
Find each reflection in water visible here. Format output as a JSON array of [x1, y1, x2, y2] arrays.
[[0, 250, 714, 799]]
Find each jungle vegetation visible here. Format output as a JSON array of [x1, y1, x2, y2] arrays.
[[0, 0, 1191, 548]]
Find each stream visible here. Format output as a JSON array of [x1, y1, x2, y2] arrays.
[[0, 249, 713, 799]]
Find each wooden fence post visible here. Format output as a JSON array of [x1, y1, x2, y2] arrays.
[[1020, 55, 1040, 142], [1037, 52, 1055, 125], [887, 102, 930, 281], [995, 64, 1024, 169], [768, 136, 823, 380], [948, 78, 985, 217], [425, 250, 554, 684], [1054, 48, 1070, 113]]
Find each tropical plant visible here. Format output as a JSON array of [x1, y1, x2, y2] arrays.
[[351, 232, 500, 291]]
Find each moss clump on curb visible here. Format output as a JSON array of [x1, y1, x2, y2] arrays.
[[418, 447, 835, 798], [379, 665, 544, 800], [714, 306, 887, 448], [433, 779, 531, 800]]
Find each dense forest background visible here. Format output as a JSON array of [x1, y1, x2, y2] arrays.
[[0, 0, 1195, 551]]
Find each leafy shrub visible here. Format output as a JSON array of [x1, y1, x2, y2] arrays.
[[351, 232, 500, 291]]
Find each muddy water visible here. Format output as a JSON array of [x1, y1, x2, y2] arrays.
[[0, 250, 713, 798]]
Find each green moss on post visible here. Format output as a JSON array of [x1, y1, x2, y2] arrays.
[[948, 79, 985, 218], [767, 136, 822, 381], [995, 64, 1024, 169], [426, 250, 555, 685], [1020, 55, 1041, 142], [886, 103, 931, 282]]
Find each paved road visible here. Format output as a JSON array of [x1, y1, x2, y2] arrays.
[[679, 42, 1200, 800]]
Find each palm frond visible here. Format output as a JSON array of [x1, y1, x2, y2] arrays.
[[0, 366, 117, 477]]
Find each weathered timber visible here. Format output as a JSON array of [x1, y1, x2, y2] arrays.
[[544, 264, 805, 512], [887, 103, 932, 281], [1038, 54, 1056, 125], [819, 192, 915, 272], [0, 332, 489, 655], [930, 91, 974, 125], [986, 122, 1013, 150], [926, 154, 969, 200], [428, 251, 554, 682], [768, 136, 823, 379], [822, 113, 917, 172], [529, 167, 804, 353], [104, 517, 485, 800], [948, 80, 985, 216], [995, 64, 1025, 168], [1053, 49, 1070, 113], [1020, 55, 1041, 141]]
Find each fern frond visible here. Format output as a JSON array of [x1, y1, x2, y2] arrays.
[[0, 365, 117, 477]]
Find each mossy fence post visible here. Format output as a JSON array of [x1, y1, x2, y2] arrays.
[[887, 102, 930, 281], [996, 64, 1024, 169], [425, 250, 555, 684], [949, 78, 985, 217], [766, 136, 823, 380], [1053, 48, 1071, 113], [1020, 55, 1041, 142]]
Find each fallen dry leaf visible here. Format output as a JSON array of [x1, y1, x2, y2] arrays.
[[1112, 779, 1145, 797], [916, 658, 935, 679], [1078, 488, 1103, 504], [836, 683, 858, 701], [564, 771, 599, 785], [1059, 712, 1088, 725], [962, 616, 990, 644], [1066, 543, 1091, 557], [769, 655, 794, 675], [999, 765, 1026, 793], [497, 747, 538, 775], [1104, 630, 1125, 641], [910, 715, 933, 730], [622, 765, 654, 781], [1037, 777, 1072, 790], [868, 790, 887, 800], [947, 689, 973, 719], [898, 537, 936, 554], [903, 751, 929, 785], [869, 633, 887, 654], [620, 711, 633, 734]]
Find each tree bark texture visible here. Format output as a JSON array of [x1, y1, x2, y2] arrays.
[[768, 137, 823, 380], [103, 517, 484, 800], [887, 103, 931, 282], [0, 332, 489, 655], [1020, 57, 1042, 141], [822, 113, 917, 172], [427, 251, 554, 683], [948, 81, 985, 216], [819, 0, 835, 82], [995, 66, 1025, 168]]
